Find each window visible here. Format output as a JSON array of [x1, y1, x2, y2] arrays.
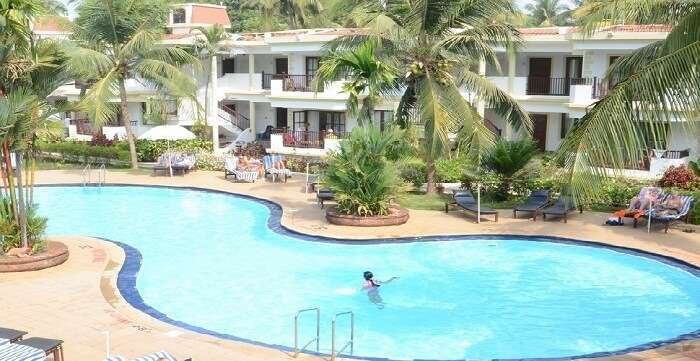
[[319, 112, 345, 134], [222, 58, 235, 75], [305, 57, 320, 76], [165, 99, 178, 117], [172, 8, 186, 24], [374, 110, 393, 131], [292, 111, 307, 131], [608, 56, 621, 88]]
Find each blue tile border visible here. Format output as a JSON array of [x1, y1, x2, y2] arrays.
[[38, 183, 700, 361]]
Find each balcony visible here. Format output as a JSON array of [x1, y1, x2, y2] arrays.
[[262, 73, 321, 92], [218, 73, 264, 92], [269, 130, 344, 157], [488, 76, 607, 104]]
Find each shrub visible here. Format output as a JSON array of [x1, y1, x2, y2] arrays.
[[689, 160, 700, 177], [135, 139, 212, 162], [483, 139, 538, 200], [285, 158, 326, 174], [323, 125, 402, 216], [435, 156, 473, 183], [38, 141, 130, 162], [0, 200, 47, 254], [659, 165, 697, 190], [236, 142, 267, 158], [396, 157, 426, 188], [194, 152, 224, 171], [90, 133, 116, 147]]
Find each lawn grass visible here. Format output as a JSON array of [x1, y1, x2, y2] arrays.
[[396, 191, 523, 211], [35, 159, 151, 174]]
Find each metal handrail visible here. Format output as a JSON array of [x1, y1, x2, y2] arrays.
[[293, 308, 320, 357], [98, 164, 106, 186], [331, 311, 354, 361], [82, 163, 91, 186]]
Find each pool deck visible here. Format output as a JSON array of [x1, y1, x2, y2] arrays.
[[1, 169, 700, 361]]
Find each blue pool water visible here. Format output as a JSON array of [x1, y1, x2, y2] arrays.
[[35, 186, 700, 360]]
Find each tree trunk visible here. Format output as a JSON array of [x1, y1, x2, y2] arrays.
[[15, 152, 27, 249], [425, 159, 437, 194], [2, 142, 18, 223], [119, 77, 139, 169]]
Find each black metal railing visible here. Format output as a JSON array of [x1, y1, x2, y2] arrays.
[[218, 104, 250, 131], [526, 77, 571, 96], [661, 149, 690, 159], [281, 130, 345, 149], [260, 73, 321, 92]]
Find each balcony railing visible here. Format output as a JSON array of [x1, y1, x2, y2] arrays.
[[657, 149, 690, 159], [261, 73, 321, 92], [526, 77, 571, 96], [280, 130, 345, 149]]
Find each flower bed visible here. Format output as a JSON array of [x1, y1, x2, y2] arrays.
[[0, 241, 69, 272]]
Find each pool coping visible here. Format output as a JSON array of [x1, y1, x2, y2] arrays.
[[39, 183, 700, 361]]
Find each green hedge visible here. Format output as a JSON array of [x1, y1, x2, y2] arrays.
[[136, 139, 213, 162], [38, 141, 130, 162]]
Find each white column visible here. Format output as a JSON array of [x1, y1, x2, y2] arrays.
[[505, 50, 516, 140], [210, 55, 220, 153], [249, 101, 256, 133], [248, 54, 255, 91], [477, 58, 486, 117]]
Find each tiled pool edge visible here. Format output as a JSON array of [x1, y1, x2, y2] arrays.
[[40, 183, 700, 361]]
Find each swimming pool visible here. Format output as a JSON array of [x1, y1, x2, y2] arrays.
[[36, 185, 700, 360]]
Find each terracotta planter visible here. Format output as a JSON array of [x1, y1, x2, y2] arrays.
[[0, 241, 69, 272], [326, 206, 409, 227]]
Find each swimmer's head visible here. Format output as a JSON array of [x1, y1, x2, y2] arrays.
[[363, 271, 373, 280]]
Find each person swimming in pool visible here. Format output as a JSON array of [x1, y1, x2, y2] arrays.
[[363, 271, 398, 309]]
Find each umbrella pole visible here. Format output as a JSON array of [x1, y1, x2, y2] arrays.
[[305, 161, 310, 198]]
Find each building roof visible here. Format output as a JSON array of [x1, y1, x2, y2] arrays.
[[516, 24, 672, 38], [32, 16, 71, 33], [190, 4, 231, 27]]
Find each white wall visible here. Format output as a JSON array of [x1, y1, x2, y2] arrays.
[[668, 122, 700, 160]]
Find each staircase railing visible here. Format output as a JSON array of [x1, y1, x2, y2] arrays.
[[217, 104, 250, 131]]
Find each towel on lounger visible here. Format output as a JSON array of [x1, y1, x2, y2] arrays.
[[0, 343, 46, 361]]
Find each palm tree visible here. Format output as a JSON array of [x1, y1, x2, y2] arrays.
[[1, 0, 69, 249], [68, 0, 200, 169], [556, 0, 700, 202], [193, 24, 228, 143], [525, 0, 571, 26], [316, 41, 399, 124], [245, 0, 322, 29], [331, 0, 531, 193]]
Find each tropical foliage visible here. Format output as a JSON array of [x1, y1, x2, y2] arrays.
[[327, 0, 531, 193], [323, 125, 402, 216], [524, 0, 572, 26], [317, 41, 398, 124], [193, 24, 228, 140], [484, 139, 538, 200], [555, 0, 700, 204], [0, 0, 68, 252], [67, 0, 200, 169]]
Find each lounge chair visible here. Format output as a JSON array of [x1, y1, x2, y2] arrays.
[[172, 154, 196, 174], [513, 189, 551, 221], [317, 188, 335, 208], [542, 195, 581, 223], [445, 190, 499, 222], [616, 186, 665, 222], [0, 337, 65, 361], [0, 327, 27, 344], [223, 157, 258, 183], [636, 194, 694, 233], [262, 155, 291, 182], [103, 350, 191, 361]]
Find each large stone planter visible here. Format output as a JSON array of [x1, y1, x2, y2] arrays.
[[326, 206, 409, 227], [0, 241, 69, 272]]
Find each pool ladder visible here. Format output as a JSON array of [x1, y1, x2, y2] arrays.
[[81, 163, 106, 186], [292, 308, 354, 360]]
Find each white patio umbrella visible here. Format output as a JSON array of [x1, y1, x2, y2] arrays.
[[139, 125, 196, 176]]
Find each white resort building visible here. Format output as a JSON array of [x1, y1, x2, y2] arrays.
[[41, 4, 697, 178]]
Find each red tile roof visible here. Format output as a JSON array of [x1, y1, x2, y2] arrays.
[[517, 24, 672, 37], [190, 5, 230, 26], [517, 27, 562, 36], [602, 24, 673, 33], [315, 28, 367, 36], [162, 33, 195, 40], [33, 16, 71, 33]]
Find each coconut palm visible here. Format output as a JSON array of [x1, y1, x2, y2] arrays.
[[0, 0, 69, 250], [331, 0, 531, 193], [245, 0, 322, 29], [316, 41, 399, 124], [68, 0, 200, 169], [556, 0, 700, 202], [525, 0, 571, 26], [193, 24, 228, 140]]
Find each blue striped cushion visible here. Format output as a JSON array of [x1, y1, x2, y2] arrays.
[[131, 350, 177, 361], [0, 338, 9, 348], [653, 195, 694, 220], [0, 343, 46, 361], [103, 356, 127, 361]]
